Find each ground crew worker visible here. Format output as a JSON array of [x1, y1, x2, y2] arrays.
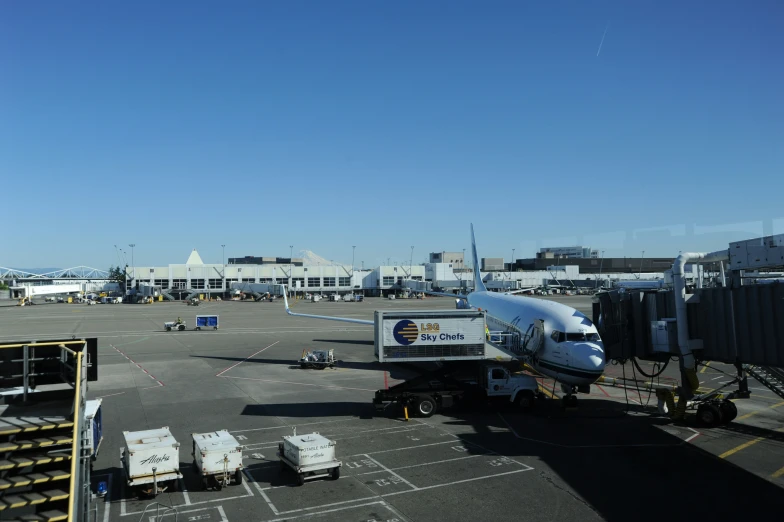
[[485, 324, 490, 340]]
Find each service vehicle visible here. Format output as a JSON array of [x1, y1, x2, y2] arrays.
[[121, 426, 182, 497], [299, 349, 335, 369], [191, 430, 244, 490], [277, 431, 341, 486], [195, 315, 219, 330]]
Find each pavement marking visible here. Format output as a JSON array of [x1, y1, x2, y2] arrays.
[[147, 506, 227, 521], [362, 454, 419, 491], [346, 440, 454, 457], [96, 391, 126, 399], [595, 384, 611, 397], [241, 424, 429, 449], [381, 468, 533, 497], [772, 465, 784, 479], [736, 400, 784, 421], [230, 419, 346, 434], [685, 428, 701, 443], [91, 473, 112, 522], [261, 500, 392, 521], [215, 341, 280, 377], [720, 437, 766, 459], [355, 455, 483, 475], [111, 343, 165, 387], [113, 336, 151, 348], [180, 477, 191, 505], [700, 362, 711, 374], [220, 375, 376, 392]]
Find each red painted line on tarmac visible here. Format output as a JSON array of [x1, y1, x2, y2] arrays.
[[384, 371, 389, 390], [111, 344, 165, 387], [215, 341, 279, 377], [596, 384, 611, 397]]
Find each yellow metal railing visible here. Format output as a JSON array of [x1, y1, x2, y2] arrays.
[[0, 340, 86, 350], [67, 350, 83, 522]]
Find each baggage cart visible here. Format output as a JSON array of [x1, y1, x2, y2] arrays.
[[195, 315, 219, 330]]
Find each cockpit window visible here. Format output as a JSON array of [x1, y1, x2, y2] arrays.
[[550, 330, 565, 343], [565, 332, 601, 342]]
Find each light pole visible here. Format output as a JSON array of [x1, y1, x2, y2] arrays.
[[290, 245, 293, 297], [221, 244, 226, 296], [511, 248, 515, 287], [128, 244, 136, 291], [462, 248, 466, 269], [640, 250, 645, 278], [410, 246, 414, 276], [352, 246, 356, 290], [597, 250, 605, 289]]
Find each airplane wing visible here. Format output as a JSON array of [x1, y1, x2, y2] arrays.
[[282, 287, 374, 326], [423, 289, 469, 299], [503, 287, 540, 295]]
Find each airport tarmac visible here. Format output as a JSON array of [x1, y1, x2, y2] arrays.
[[1, 296, 783, 521]]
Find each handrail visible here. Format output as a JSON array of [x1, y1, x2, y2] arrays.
[[67, 350, 83, 522], [0, 340, 86, 350]]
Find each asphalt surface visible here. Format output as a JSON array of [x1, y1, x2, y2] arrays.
[[1, 296, 782, 522]]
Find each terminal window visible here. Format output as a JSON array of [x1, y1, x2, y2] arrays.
[[323, 277, 336, 287], [208, 279, 222, 289], [383, 276, 395, 285], [154, 279, 169, 289], [172, 279, 187, 289], [191, 279, 205, 289], [339, 277, 350, 286], [291, 278, 304, 287], [307, 277, 321, 287], [242, 278, 255, 283]]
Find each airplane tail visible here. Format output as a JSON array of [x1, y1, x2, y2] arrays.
[[470, 224, 487, 292]]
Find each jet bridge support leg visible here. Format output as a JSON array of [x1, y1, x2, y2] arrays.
[[735, 361, 751, 399]]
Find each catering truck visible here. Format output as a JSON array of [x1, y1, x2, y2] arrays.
[[372, 310, 538, 417]]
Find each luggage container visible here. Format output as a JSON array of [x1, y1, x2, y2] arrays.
[[121, 427, 182, 497], [195, 315, 219, 330], [277, 431, 341, 486], [191, 430, 244, 490], [84, 399, 103, 469]]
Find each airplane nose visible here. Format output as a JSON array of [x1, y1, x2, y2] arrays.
[[574, 342, 605, 372]]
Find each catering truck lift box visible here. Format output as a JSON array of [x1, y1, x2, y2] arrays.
[[191, 430, 243, 490], [374, 309, 488, 362], [278, 431, 341, 486], [121, 426, 182, 496]]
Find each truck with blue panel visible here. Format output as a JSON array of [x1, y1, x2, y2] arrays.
[[195, 315, 219, 330]]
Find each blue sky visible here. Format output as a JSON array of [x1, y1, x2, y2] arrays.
[[2, 1, 782, 269]]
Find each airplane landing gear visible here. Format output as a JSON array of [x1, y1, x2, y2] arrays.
[[560, 384, 579, 409]]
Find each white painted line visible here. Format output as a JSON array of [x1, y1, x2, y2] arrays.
[[242, 424, 425, 448], [217, 505, 228, 522], [147, 506, 224, 521], [382, 468, 533, 496], [357, 455, 484, 475], [216, 341, 279, 377], [220, 375, 375, 392], [262, 501, 386, 521], [230, 419, 345, 434], [362, 454, 418, 491], [180, 477, 192, 505], [346, 440, 453, 457], [120, 493, 253, 515], [240, 471, 254, 497], [96, 391, 126, 399], [275, 495, 380, 516], [244, 469, 278, 515], [685, 427, 701, 443]]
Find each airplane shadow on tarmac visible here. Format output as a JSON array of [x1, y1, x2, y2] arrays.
[[190, 354, 416, 380], [238, 398, 783, 522]]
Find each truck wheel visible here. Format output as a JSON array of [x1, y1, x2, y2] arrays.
[[416, 396, 436, 418], [697, 403, 723, 427], [215, 477, 222, 491], [516, 390, 535, 411], [196, 327, 201, 331], [178, 324, 186, 331], [234, 470, 243, 485], [297, 473, 305, 486], [166, 326, 172, 331], [331, 467, 340, 480], [169, 479, 178, 492], [720, 400, 738, 423]]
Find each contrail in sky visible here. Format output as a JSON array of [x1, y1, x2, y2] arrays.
[[596, 22, 609, 57]]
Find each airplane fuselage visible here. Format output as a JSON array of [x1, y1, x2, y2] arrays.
[[467, 291, 605, 388]]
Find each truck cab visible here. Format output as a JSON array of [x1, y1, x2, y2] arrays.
[[480, 365, 538, 409]]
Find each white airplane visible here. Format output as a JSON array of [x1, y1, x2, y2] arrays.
[[283, 225, 606, 406]]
